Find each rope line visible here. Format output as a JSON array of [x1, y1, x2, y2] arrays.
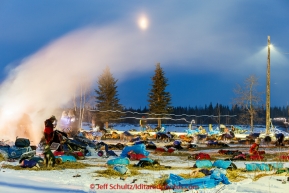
[[89, 109, 237, 123], [89, 109, 237, 118]]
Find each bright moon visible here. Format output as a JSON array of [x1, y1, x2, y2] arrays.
[[138, 16, 149, 30]]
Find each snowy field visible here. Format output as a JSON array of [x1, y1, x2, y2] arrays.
[[1, 123, 289, 193], [1, 147, 289, 193]]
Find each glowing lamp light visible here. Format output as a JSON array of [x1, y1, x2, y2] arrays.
[[138, 16, 149, 30]]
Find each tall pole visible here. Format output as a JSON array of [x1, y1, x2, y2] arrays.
[[266, 36, 271, 135]]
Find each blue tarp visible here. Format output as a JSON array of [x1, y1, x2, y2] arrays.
[[166, 173, 184, 188], [120, 143, 149, 158], [55, 155, 76, 162], [210, 170, 230, 185], [195, 160, 213, 168], [113, 165, 128, 174], [258, 163, 271, 171], [271, 163, 284, 169], [213, 160, 232, 169], [167, 173, 184, 183], [107, 157, 130, 166], [165, 173, 228, 192], [179, 176, 217, 189], [246, 162, 284, 171], [245, 163, 259, 171]]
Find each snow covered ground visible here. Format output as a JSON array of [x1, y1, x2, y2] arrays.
[[1, 123, 289, 193], [1, 147, 289, 193]]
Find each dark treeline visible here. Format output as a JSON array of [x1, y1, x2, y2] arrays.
[[122, 103, 289, 126]]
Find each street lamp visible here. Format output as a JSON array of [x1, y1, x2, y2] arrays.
[[265, 36, 270, 135]]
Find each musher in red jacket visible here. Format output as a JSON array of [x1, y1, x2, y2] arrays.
[[44, 115, 57, 145], [249, 138, 261, 155]]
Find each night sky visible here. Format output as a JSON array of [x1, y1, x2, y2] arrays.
[[1, 0, 289, 109]]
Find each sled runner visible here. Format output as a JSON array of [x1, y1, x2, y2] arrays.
[[19, 150, 36, 160], [50, 142, 60, 151]]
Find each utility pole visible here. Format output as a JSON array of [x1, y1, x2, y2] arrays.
[[265, 36, 271, 135]]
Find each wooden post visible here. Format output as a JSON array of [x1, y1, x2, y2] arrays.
[[266, 36, 271, 135], [158, 118, 161, 128]]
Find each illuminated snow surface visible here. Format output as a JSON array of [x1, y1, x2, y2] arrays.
[[1, 154, 289, 193], [1, 124, 289, 193]]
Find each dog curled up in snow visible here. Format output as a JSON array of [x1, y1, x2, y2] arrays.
[[275, 133, 285, 146], [119, 131, 135, 142], [140, 132, 151, 141], [43, 145, 56, 167], [156, 132, 172, 143], [111, 131, 120, 139]]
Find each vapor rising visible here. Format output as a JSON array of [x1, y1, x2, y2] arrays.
[[0, 3, 250, 143], [0, 21, 178, 143], [0, 25, 136, 143]]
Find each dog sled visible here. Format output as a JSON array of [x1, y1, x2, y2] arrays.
[[0, 137, 35, 159], [49, 130, 97, 153], [50, 130, 119, 158]]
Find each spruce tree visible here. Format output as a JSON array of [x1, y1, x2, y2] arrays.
[[95, 66, 123, 128], [148, 63, 172, 127]]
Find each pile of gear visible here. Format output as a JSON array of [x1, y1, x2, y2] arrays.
[[0, 137, 35, 161]]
